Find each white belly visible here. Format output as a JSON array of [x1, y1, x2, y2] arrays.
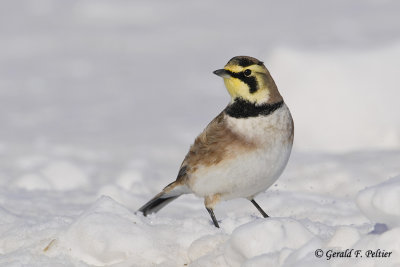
[[189, 104, 293, 200]]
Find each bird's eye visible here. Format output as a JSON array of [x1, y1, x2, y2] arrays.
[[244, 69, 252, 77]]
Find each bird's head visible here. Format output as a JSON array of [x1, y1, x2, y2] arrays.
[[213, 56, 282, 105]]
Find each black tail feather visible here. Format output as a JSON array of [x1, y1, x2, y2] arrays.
[[138, 193, 180, 216]]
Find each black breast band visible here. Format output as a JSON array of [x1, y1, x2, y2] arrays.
[[225, 99, 284, 118]]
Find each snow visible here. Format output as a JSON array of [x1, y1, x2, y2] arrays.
[[356, 176, 400, 229], [1, 0, 400, 266], [224, 219, 314, 266]]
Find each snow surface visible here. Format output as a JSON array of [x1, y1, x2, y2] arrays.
[[0, 0, 400, 266]]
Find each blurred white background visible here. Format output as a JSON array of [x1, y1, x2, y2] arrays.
[[1, 0, 399, 156]]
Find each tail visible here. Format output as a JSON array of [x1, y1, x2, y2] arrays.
[[138, 181, 189, 216]]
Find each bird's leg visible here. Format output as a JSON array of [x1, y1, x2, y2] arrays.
[[206, 208, 220, 228], [250, 199, 269, 218], [205, 194, 221, 228]]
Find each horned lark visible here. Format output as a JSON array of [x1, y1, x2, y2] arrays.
[[139, 56, 294, 228]]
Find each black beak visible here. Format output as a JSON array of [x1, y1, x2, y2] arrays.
[[213, 69, 231, 78]]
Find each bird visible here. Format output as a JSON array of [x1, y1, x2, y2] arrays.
[[138, 56, 294, 228]]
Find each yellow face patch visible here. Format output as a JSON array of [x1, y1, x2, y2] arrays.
[[223, 64, 270, 104]]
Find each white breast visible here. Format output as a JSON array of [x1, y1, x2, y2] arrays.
[[189, 104, 293, 200]]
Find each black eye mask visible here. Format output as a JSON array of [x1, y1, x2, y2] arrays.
[[225, 70, 259, 94]]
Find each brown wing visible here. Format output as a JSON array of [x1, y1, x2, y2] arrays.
[[176, 111, 256, 183]]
